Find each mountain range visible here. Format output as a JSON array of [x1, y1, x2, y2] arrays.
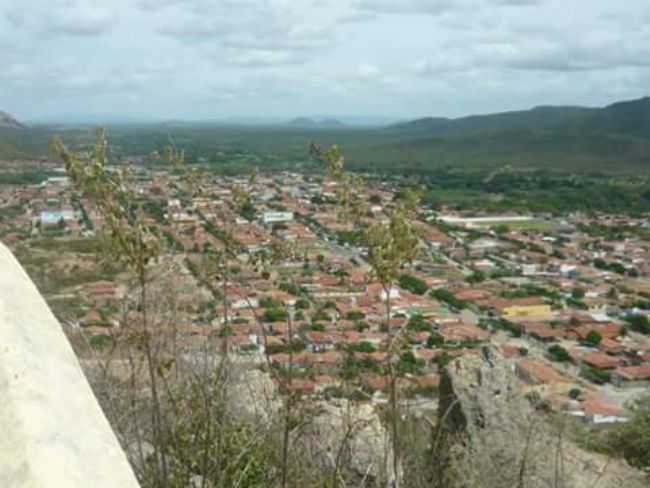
[[390, 97, 650, 139], [1, 96, 649, 172]]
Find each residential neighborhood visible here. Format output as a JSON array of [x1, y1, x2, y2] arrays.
[[2, 159, 650, 427]]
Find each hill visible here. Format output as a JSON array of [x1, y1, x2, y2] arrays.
[[0, 111, 27, 130], [575, 96, 650, 138], [390, 105, 597, 136], [390, 97, 650, 140], [359, 96, 650, 173]]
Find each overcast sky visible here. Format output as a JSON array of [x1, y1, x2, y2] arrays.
[[2, 0, 650, 122]]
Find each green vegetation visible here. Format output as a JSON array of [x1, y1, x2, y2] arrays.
[[547, 345, 571, 362], [262, 308, 289, 323], [625, 315, 650, 335], [397, 351, 425, 375], [582, 330, 602, 347], [487, 318, 522, 338], [406, 315, 431, 332], [345, 310, 365, 320], [580, 366, 611, 384], [430, 288, 467, 309], [604, 396, 650, 469], [398, 274, 428, 295]]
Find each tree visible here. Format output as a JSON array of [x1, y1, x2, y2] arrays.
[[54, 129, 169, 486], [295, 298, 310, 310], [346, 310, 365, 320], [407, 315, 431, 332], [427, 333, 444, 348], [547, 345, 570, 362], [312, 143, 421, 487], [263, 308, 289, 323], [583, 330, 602, 347], [605, 396, 650, 469], [626, 314, 650, 335], [466, 271, 486, 283], [398, 274, 428, 295], [571, 287, 586, 299]]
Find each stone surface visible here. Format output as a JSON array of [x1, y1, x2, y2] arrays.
[[0, 242, 139, 487], [436, 345, 647, 488]]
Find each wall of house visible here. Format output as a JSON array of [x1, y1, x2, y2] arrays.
[[503, 304, 552, 320], [0, 242, 139, 487]]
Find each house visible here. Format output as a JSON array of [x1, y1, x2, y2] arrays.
[[522, 322, 563, 343], [516, 359, 567, 386], [304, 331, 337, 352], [611, 365, 650, 388], [500, 298, 552, 321], [262, 211, 294, 224], [439, 323, 490, 343], [581, 352, 620, 371], [581, 394, 628, 425]]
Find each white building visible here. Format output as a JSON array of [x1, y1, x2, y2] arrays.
[[262, 211, 294, 224]]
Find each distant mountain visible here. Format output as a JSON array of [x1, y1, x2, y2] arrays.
[[390, 105, 596, 136], [0, 111, 27, 130], [287, 117, 345, 128], [574, 97, 650, 138]]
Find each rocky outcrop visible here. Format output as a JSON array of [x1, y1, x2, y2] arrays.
[[435, 346, 646, 488], [0, 242, 139, 487], [305, 400, 394, 482], [0, 111, 26, 129]]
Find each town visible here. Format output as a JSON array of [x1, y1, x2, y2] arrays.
[[2, 153, 650, 432]]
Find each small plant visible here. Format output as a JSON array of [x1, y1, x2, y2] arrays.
[[547, 344, 571, 362]]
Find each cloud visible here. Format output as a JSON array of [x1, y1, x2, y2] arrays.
[[353, 0, 459, 15], [1, 0, 650, 120], [4, 0, 117, 37], [222, 49, 308, 68]]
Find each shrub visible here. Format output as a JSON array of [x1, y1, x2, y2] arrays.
[[262, 308, 288, 323], [427, 333, 444, 348], [572, 287, 586, 299], [406, 315, 431, 332], [346, 310, 365, 320], [583, 330, 602, 347], [348, 341, 376, 353], [604, 396, 650, 469], [430, 288, 467, 309], [311, 310, 331, 322], [626, 314, 650, 335], [89, 334, 113, 349], [580, 366, 611, 384], [398, 351, 424, 375], [398, 274, 428, 295], [568, 388, 582, 400], [547, 344, 571, 362]]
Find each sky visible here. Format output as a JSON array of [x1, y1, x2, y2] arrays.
[[1, 0, 650, 123]]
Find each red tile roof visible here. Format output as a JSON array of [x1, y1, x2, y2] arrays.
[[516, 359, 567, 385], [614, 365, 650, 381], [582, 352, 620, 370]]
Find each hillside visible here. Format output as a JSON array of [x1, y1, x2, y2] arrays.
[[359, 96, 650, 172], [575, 96, 650, 138], [390, 105, 598, 137], [390, 97, 650, 139]]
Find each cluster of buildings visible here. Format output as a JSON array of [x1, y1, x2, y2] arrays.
[[2, 162, 650, 423]]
